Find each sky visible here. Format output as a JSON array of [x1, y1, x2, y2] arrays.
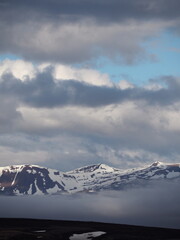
[[0, 0, 180, 171]]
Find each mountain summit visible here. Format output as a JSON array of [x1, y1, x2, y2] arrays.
[[0, 162, 180, 195]]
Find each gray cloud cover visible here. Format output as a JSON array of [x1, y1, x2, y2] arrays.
[[0, 0, 180, 63], [1, 67, 180, 170], [1, 0, 180, 22], [1, 71, 180, 108]]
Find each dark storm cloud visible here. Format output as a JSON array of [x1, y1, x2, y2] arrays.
[[0, 95, 22, 133], [1, 72, 180, 108], [1, 0, 180, 22], [0, 182, 180, 229], [0, 0, 180, 63]]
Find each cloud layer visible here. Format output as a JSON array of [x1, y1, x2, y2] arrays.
[[1, 62, 180, 108], [0, 60, 180, 170], [0, 0, 180, 63]]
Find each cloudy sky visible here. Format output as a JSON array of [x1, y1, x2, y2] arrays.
[[0, 0, 180, 171]]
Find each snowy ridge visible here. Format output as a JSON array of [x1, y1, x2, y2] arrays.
[[0, 162, 180, 195], [0, 165, 82, 195]]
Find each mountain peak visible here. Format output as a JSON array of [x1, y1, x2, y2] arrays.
[[97, 163, 117, 172], [1, 162, 180, 196], [150, 161, 180, 168], [68, 163, 117, 174], [150, 161, 164, 167]]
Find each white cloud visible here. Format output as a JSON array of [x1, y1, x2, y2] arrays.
[[117, 80, 134, 89], [0, 59, 36, 81], [0, 59, 112, 87], [39, 63, 112, 86], [53, 64, 112, 86]]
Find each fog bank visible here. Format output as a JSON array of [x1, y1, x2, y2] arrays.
[[0, 182, 180, 229]]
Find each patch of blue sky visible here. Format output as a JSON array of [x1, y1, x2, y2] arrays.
[[1, 31, 179, 87], [0, 54, 20, 61], [91, 32, 180, 86]]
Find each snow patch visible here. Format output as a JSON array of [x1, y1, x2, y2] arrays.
[[69, 231, 106, 240], [166, 171, 180, 179], [34, 230, 46, 233]]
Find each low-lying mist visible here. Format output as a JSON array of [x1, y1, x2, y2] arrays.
[[0, 182, 180, 229]]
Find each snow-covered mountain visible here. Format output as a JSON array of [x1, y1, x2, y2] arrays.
[[0, 162, 180, 195]]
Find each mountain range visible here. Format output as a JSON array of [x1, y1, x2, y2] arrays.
[[0, 162, 180, 195]]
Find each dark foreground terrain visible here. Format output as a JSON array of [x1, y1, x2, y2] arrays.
[[0, 218, 180, 240]]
